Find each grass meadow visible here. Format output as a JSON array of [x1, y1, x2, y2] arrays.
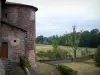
[[36, 44, 100, 75], [36, 44, 96, 57]]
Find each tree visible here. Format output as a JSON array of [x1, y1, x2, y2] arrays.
[[79, 31, 90, 47], [52, 39, 59, 51], [90, 29, 99, 48], [36, 35, 44, 44], [95, 45, 100, 67], [70, 25, 79, 58]]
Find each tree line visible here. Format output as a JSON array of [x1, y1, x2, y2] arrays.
[[36, 28, 100, 48]]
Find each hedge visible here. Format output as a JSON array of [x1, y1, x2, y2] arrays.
[[58, 64, 73, 75]]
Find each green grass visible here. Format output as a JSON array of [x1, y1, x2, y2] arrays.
[[36, 44, 96, 57], [36, 44, 53, 52], [30, 62, 62, 75], [61, 59, 100, 75]]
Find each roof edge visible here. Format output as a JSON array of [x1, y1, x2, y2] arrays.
[[5, 2, 38, 11]]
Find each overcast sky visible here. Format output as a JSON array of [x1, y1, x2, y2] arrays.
[[8, 0, 100, 36]]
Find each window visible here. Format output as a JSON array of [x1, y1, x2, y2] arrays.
[[5, 13, 7, 18], [2, 42, 8, 44], [24, 32, 27, 39], [30, 11, 35, 20], [14, 40, 16, 42]]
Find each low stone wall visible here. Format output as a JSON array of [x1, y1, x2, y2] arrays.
[[73, 55, 94, 62], [44, 59, 72, 64], [38, 55, 94, 64]]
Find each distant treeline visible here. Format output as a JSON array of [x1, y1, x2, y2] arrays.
[[36, 29, 100, 48]]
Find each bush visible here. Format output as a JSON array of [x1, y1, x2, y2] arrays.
[[36, 49, 72, 60], [19, 56, 25, 69], [19, 56, 30, 68], [58, 64, 73, 75], [95, 45, 100, 67], [52, 39, 59, 51], [80, 48, 91, 57]]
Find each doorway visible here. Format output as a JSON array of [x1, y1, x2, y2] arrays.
[[0, 42, 8, 58]]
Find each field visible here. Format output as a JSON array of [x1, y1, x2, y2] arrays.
[[36, 44, 100, 75], [61, 59, 100, 75], [36, 44, 96, 57]]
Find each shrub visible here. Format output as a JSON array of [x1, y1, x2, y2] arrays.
[[80, 48, 91, 57], [46, 50, 56, 60], [58, 64, 73, 75], [19, 56, 30, 68], [36, 49, 72, 60], [19, 56, 25, 69], [54, 49, 72, 60], [95, 45, 100, 67], [24, 56, 30, 68], [52, 39, 59, 51]]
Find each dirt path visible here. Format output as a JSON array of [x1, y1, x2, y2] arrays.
[[50, 70, 56, 75]]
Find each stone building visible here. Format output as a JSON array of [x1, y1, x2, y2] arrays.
[[0, 0, 38, 63]]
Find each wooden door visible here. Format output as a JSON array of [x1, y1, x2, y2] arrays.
[[0, 42, 8, 58]]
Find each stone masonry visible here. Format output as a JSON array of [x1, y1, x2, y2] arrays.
[[0, 0, 38, 69]]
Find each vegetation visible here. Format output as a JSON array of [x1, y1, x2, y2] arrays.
[[95, 45, 100, 67], [36, 44, 96, 60], [35, 28, 100, 75], [37, 48, 72, 60], [80, 47, 91, 56], [61, 59, 100, 75], [52, 39, 59, 51], [19, 56, 30, 68], [30, 62, 62, 75], [36, 29, 100, 48], [37, 39, 72, 60], [6, 62, 62, 75], [58, 64, 73, 75], [70, 25, 79, 58]]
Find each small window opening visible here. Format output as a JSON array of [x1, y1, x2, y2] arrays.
[[5, 13, 7, 18], [2, 42, 8, 44], [24, 32, 27, 39], [14, 40, 16, 42]]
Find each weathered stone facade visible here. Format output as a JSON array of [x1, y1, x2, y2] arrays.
[[0, 0, 38, 63], [0, 23, 25, 62]]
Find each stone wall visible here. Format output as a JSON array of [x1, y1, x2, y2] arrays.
[[0, 3, 37, 70], [0, 23, 25, 62], [2, 4, 36, 54]]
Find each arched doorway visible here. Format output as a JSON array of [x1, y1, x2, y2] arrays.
[[0, 42, 8, 58]]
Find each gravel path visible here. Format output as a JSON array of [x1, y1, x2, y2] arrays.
[[0, 59, 5, 75]]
